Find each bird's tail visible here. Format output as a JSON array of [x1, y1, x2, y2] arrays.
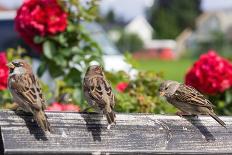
[[34, 110, 51, 132], [106, 111, 116, 124], [209, 113, 226, 128], [104, 109, 116, 125]]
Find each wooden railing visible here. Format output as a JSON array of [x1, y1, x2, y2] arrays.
[[0, 110, 231, 155]]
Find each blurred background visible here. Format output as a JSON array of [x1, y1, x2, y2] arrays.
[[1, 0, 232, 115], [1, 0, 232, 81]]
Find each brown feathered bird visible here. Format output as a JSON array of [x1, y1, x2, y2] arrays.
[[83, 65, 116, 128], [7, 59, 51, 132], [159, 80, 226, 127]]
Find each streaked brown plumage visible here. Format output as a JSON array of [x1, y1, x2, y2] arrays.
[[7, 59, 51, 132], [83, 65, 116, 127], [159, 80, 226, 127]]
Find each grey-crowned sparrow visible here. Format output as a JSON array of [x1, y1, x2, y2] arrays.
[[8, 59, 51, 132], [159, 80, 226, 127], [83, 65, 116, 128]]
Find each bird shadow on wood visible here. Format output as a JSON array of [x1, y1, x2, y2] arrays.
[[183, 116, 216, 142], [14, 110, 48, 141], [80, 112, 103, 142]]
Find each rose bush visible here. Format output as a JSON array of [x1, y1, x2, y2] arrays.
[[14, 0, 102, 109], [105, 70, 175, 114], [116, 82, 128, 93], [15, 0, 67, 52], [185, 50, 232, 94], [0, 53, 9, 90], [46, 102, 80, 112]]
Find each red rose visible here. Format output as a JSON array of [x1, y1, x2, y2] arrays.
[[46, 102, 63, 111], [62, 104, 80, 112], [0, 53, 9, 90], [46, 102, 80, 112], [116, 82, 128, 93], [185, 50, 232, 94], [15, 0, 68, 53]]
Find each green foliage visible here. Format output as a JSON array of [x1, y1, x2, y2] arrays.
[[106, 10, 115, 23], [106, 70, 176, 114], [6, 47, 29, 62], [124, 52, 139, 68], [209, 89, 232, 116], [116, 31, 144, 53], [0, 91, 12, 108], [149, 0, 201, 39], [36, 0, 102, 105]]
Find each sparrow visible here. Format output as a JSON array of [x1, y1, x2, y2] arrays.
[[159, 80, 226, 127], [7, 59, 51, 132], [83, 65, 116, 129]]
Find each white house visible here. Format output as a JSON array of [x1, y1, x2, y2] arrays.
[[195, 11, 232, 41], [176, 10, 232, 56], [125, 15, 153, 44]]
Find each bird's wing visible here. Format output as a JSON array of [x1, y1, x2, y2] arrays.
[[174, 84, 214, 108], [84, 76, 115, 109], [10, 73, 45, 111], [104, 79, 115, 108]]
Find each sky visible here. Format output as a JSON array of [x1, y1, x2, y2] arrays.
[[1, 0, 232, 21]]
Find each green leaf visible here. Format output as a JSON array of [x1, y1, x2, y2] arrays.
[[64, 68, 82, 85], [37, 61, 47, 77], [43, 40, 56, 59], [34, 36, 45, 44], [58, 48, 72, 57], [48, 60, 64, 78], [67, 23, 76, 32], [225, 89, 232, 104], [53, 55, 67, 67]]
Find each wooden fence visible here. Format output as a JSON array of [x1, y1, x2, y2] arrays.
[[0, 110, 231, 154]]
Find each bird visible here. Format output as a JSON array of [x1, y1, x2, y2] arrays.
[[7, 59, 51, 132], [159, 80, 226, 127], [83, 65, 116, 129]]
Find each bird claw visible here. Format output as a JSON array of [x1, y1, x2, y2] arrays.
[[107, 124, 111, 130], [176, 111, 191, 117], [15, 109, 33, 116]]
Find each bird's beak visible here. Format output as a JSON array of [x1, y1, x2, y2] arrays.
[[7, 62, 15, 69], [159, 91, 165, 97]]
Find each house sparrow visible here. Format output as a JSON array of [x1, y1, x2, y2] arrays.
[[83, 65, 116, 129], [7, 59, 51, 132], [159, 80, 226, 127]]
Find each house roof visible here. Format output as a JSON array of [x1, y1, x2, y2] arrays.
[[125, 15, 153, 33]]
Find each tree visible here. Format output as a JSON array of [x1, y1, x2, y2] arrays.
[[149, 0, 201, 39], [106, 10, 115, 23], [116, 31, 144, 53]]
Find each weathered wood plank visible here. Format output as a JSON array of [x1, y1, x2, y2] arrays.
[[0, 110, 231, 154]]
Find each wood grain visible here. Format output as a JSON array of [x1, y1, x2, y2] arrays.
[[0, 110, 231, 154]]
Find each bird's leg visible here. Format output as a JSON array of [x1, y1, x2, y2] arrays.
[[15, 106, 33, 116], [176, 111, 192, 117], [191, 114, 198, 118], [107, 124, 111, 130]]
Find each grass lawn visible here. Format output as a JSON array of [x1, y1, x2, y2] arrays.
[[136, 59, 195, 82]]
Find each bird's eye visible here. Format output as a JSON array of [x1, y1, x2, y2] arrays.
[[13, 63, 20, 67], [165, 87, 168, 90]]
